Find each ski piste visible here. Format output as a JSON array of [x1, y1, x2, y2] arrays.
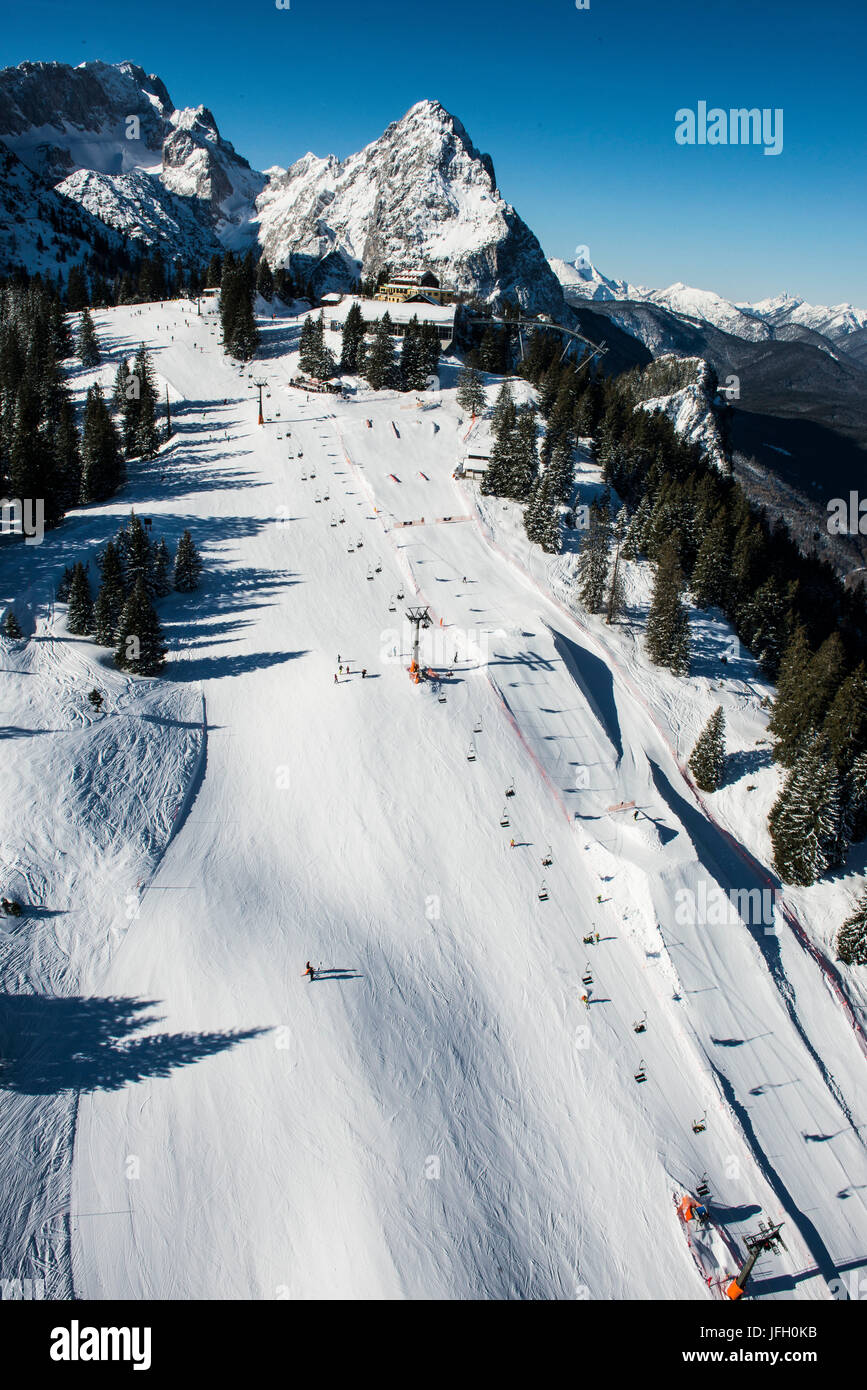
[[2, 292, 867, 1301]]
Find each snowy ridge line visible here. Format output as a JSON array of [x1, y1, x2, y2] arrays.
[[461, 477, 867, 1081], [485, 672, 572, 825]]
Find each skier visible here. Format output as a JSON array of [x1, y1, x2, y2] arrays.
[[339, 665, 343, 674], [334, 674, 338, 684], [581, 994, 590, 1010], [509, 838, 516, 848], [361, 668, 367, 679], [462, 576, 467, 584], [303, 961, 315, 982]]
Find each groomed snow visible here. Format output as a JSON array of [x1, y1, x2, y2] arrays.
[[1, 300, 866, 1302]]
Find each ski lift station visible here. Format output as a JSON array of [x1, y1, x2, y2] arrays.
[[455, 450, 490, 481]]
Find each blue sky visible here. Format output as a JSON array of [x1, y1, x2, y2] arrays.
[[3, 0, 865, 305]]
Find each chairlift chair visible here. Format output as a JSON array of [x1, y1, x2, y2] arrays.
[[633, 1012, 647, 1034], [499, 808, 510, 827], [505, 780, 515, 797], [467, 744, 476, 762], [634, 1061, 647, 1083], [692, 1115, 707, 1134], [582, 966, 593, 985], [538, 881, 549, 901], [542, 846, 553, 866]]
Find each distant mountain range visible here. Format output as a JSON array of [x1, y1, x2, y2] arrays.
[[549, 257, 867, 502]]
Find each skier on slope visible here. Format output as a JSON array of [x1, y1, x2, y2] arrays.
[[581, 994, 590, 1010], [303, 962, 315, 982]]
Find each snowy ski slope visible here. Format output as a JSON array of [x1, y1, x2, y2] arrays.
[[1, 299, 866, 1302]]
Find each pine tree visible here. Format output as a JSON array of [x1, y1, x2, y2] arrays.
[[298, 315, 318, 374], [822, 663, 867, 774], [131, 344, 160, 459], [546, 438, 574, 504], [80, 384, 123, 502], [93, 540, 126, 644], [153, 539, 173, 597], [491, 378, 514, 433], [364, 317, 397, 390], [56, 566, 75, 601], [66, 562, 94, 635], [689, 706, 726, 791], [2, 610, 23, 639], [508, 404, 539, 499], [76, 308, 101, 367], [769, 736, 846, 886], [114, 578, 167, 675], [112, 358, 130, 411], [400, 317, 430, 392], [119, 512, 155, 596], [456, 363, 486, 416], [836, 887, 867, 965], [605, 509, 627, 625], [173, 530, 202, 592], [340, 302, 365, 374], [690, 507, 731, 610], [770, 629, 846, 767], [577, 498, 611, 613], [646, 540, 690, 675], [844, 750, 867, 843], [314, 312, 335, 379]]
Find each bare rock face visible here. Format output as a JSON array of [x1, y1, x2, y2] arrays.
[[258, 100, 567, 315], [0, 61, 262, 259]]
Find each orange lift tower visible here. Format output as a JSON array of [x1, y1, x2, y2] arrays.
[[726, 1221, 787, 1300]]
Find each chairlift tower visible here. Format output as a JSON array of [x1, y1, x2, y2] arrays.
[[405, 605, 432, 681], [253, 378, 268, 425], [726, 1221, 786, 1300]]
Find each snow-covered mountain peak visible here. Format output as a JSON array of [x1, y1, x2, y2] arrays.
[[255, 99, 561, 311]]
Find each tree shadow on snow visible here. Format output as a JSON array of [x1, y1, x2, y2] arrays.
[[0, 994, 269, 1095]]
